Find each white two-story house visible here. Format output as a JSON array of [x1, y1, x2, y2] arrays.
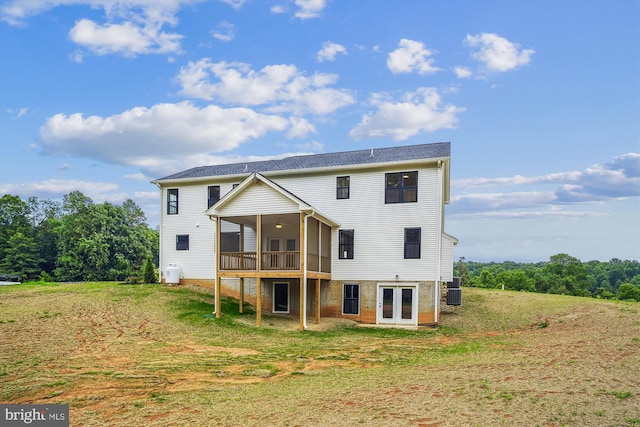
[[151, 142, 457, 330]]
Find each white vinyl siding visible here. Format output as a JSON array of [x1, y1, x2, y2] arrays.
[[161, 183, 218, 280], [440, 234, 456, 282], [222, 183, 300, 216], [274, 166, 440, 282], [158, 162, 445, 284]]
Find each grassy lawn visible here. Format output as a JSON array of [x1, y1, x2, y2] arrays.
[[1, 282, 639, 426]]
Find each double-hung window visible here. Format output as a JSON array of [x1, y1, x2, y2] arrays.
[[336, 176, 350, 199], [385, 171, 418, 203], [404, 227, 421, 259], [167, 189, 179, 215], [176, 234, 189, 251], [339, 229, 354, 259], [208, 185, 220, 208], [343, 283, 359, 314]]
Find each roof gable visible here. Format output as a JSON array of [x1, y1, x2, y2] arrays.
[[206, 173, 339, 226]]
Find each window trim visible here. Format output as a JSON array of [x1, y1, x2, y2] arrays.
[[385, 171, 418, 204], [342, 283, 360, 315], [404, 227, 421, 259], [339, 229, 354, 259], [167, 188, 179, 215], [176, 234, 189, 251], [208, 185, 220, 208], [336, 176, 350, 199]]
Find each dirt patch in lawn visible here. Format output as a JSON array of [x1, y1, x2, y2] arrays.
[[1, 285, 638, 426]]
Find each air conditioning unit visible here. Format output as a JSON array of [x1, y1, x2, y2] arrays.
[[446, 288, 461, 306]]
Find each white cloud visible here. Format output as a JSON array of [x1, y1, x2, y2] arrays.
[[124, 172, 150, 181], [453, 66, 472, 79], [39, 101, 309, 175], [349, 87, 464, 141], [210, 21, 234, 42], [219, 0, 247, 9], [387, 39, 440, 75], [69, 18, 183, 56], [465, 33, 535, 73], [270, 5, 287, 14], [453, 153, 640, 200], [0, 179, 119, 201], [317, 41, 347, 62], [294, 0, 326, 19], [1, 1, 200, 56], [449, 153, 640, 217], [174, 59, 355, 115]]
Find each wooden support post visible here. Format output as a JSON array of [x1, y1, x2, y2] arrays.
[[315, 279, 321, 324], [256, 277, 262, 327], [239, 278, 244, 314], [215, 275, 221, 319]]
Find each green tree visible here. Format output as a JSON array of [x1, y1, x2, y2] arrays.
[[54, 193, 157, 281], [0, 231, 39, 280], [0, 194, 32, 264], [544, 253, 590, 297], [616, 283, 640, 302], [455, 256, 470, 286], [142, 255, 156, 284]]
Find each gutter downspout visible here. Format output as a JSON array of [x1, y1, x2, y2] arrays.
[[303, 212, 308, 329], [434, 161, 443, 324]]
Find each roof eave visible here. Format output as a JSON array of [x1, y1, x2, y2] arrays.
[[152, 155, 451, 186]]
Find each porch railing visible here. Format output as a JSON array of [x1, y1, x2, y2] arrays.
[[220, 251, 301, 271], [261, 251, 300, 270], [220, 252, 257, 270]]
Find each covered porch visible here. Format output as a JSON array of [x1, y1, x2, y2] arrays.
[[206, 172, 338, 331]]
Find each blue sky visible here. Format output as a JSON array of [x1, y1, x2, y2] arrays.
[[1, 0, 638, 262]]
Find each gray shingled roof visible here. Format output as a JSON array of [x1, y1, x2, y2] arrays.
[[154, 142, 450, 182]]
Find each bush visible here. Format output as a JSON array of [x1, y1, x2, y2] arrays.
[[124, 276, 140, 285], [616, 284, 640, 302], [142, 256, 156, 284]]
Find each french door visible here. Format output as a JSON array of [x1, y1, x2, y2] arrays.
[[377, 284, 418, 325]]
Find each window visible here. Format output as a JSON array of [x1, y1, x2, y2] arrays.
[[339, 229, 354, 259], [167, 189, 178, 214], [208, 185, 220, 208], [385, 171, 418, 203], [176, 234, 189, 251], [343, 284, 359, 315], [336, 176, 350, 199], [404, 228, 421, 259]]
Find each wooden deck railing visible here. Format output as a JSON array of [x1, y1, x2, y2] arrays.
[[261, 251, 300, 270], [220, 252, 257, 270], [220, 251, 301, 271]]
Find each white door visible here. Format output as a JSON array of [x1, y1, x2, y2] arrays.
[[377, 284, 418, 325]]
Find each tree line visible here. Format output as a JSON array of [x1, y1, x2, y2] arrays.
[[0, 192, 158, 283], [455, 254, 640, 301]]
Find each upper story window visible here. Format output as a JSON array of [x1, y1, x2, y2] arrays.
[[339, 229, 354, 259], [385, 171, 418, 203], [167, 189, 179, 215], [336, 176, 350, 199], [208, 185, 220, 208], [404, 227, 421, 259]]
